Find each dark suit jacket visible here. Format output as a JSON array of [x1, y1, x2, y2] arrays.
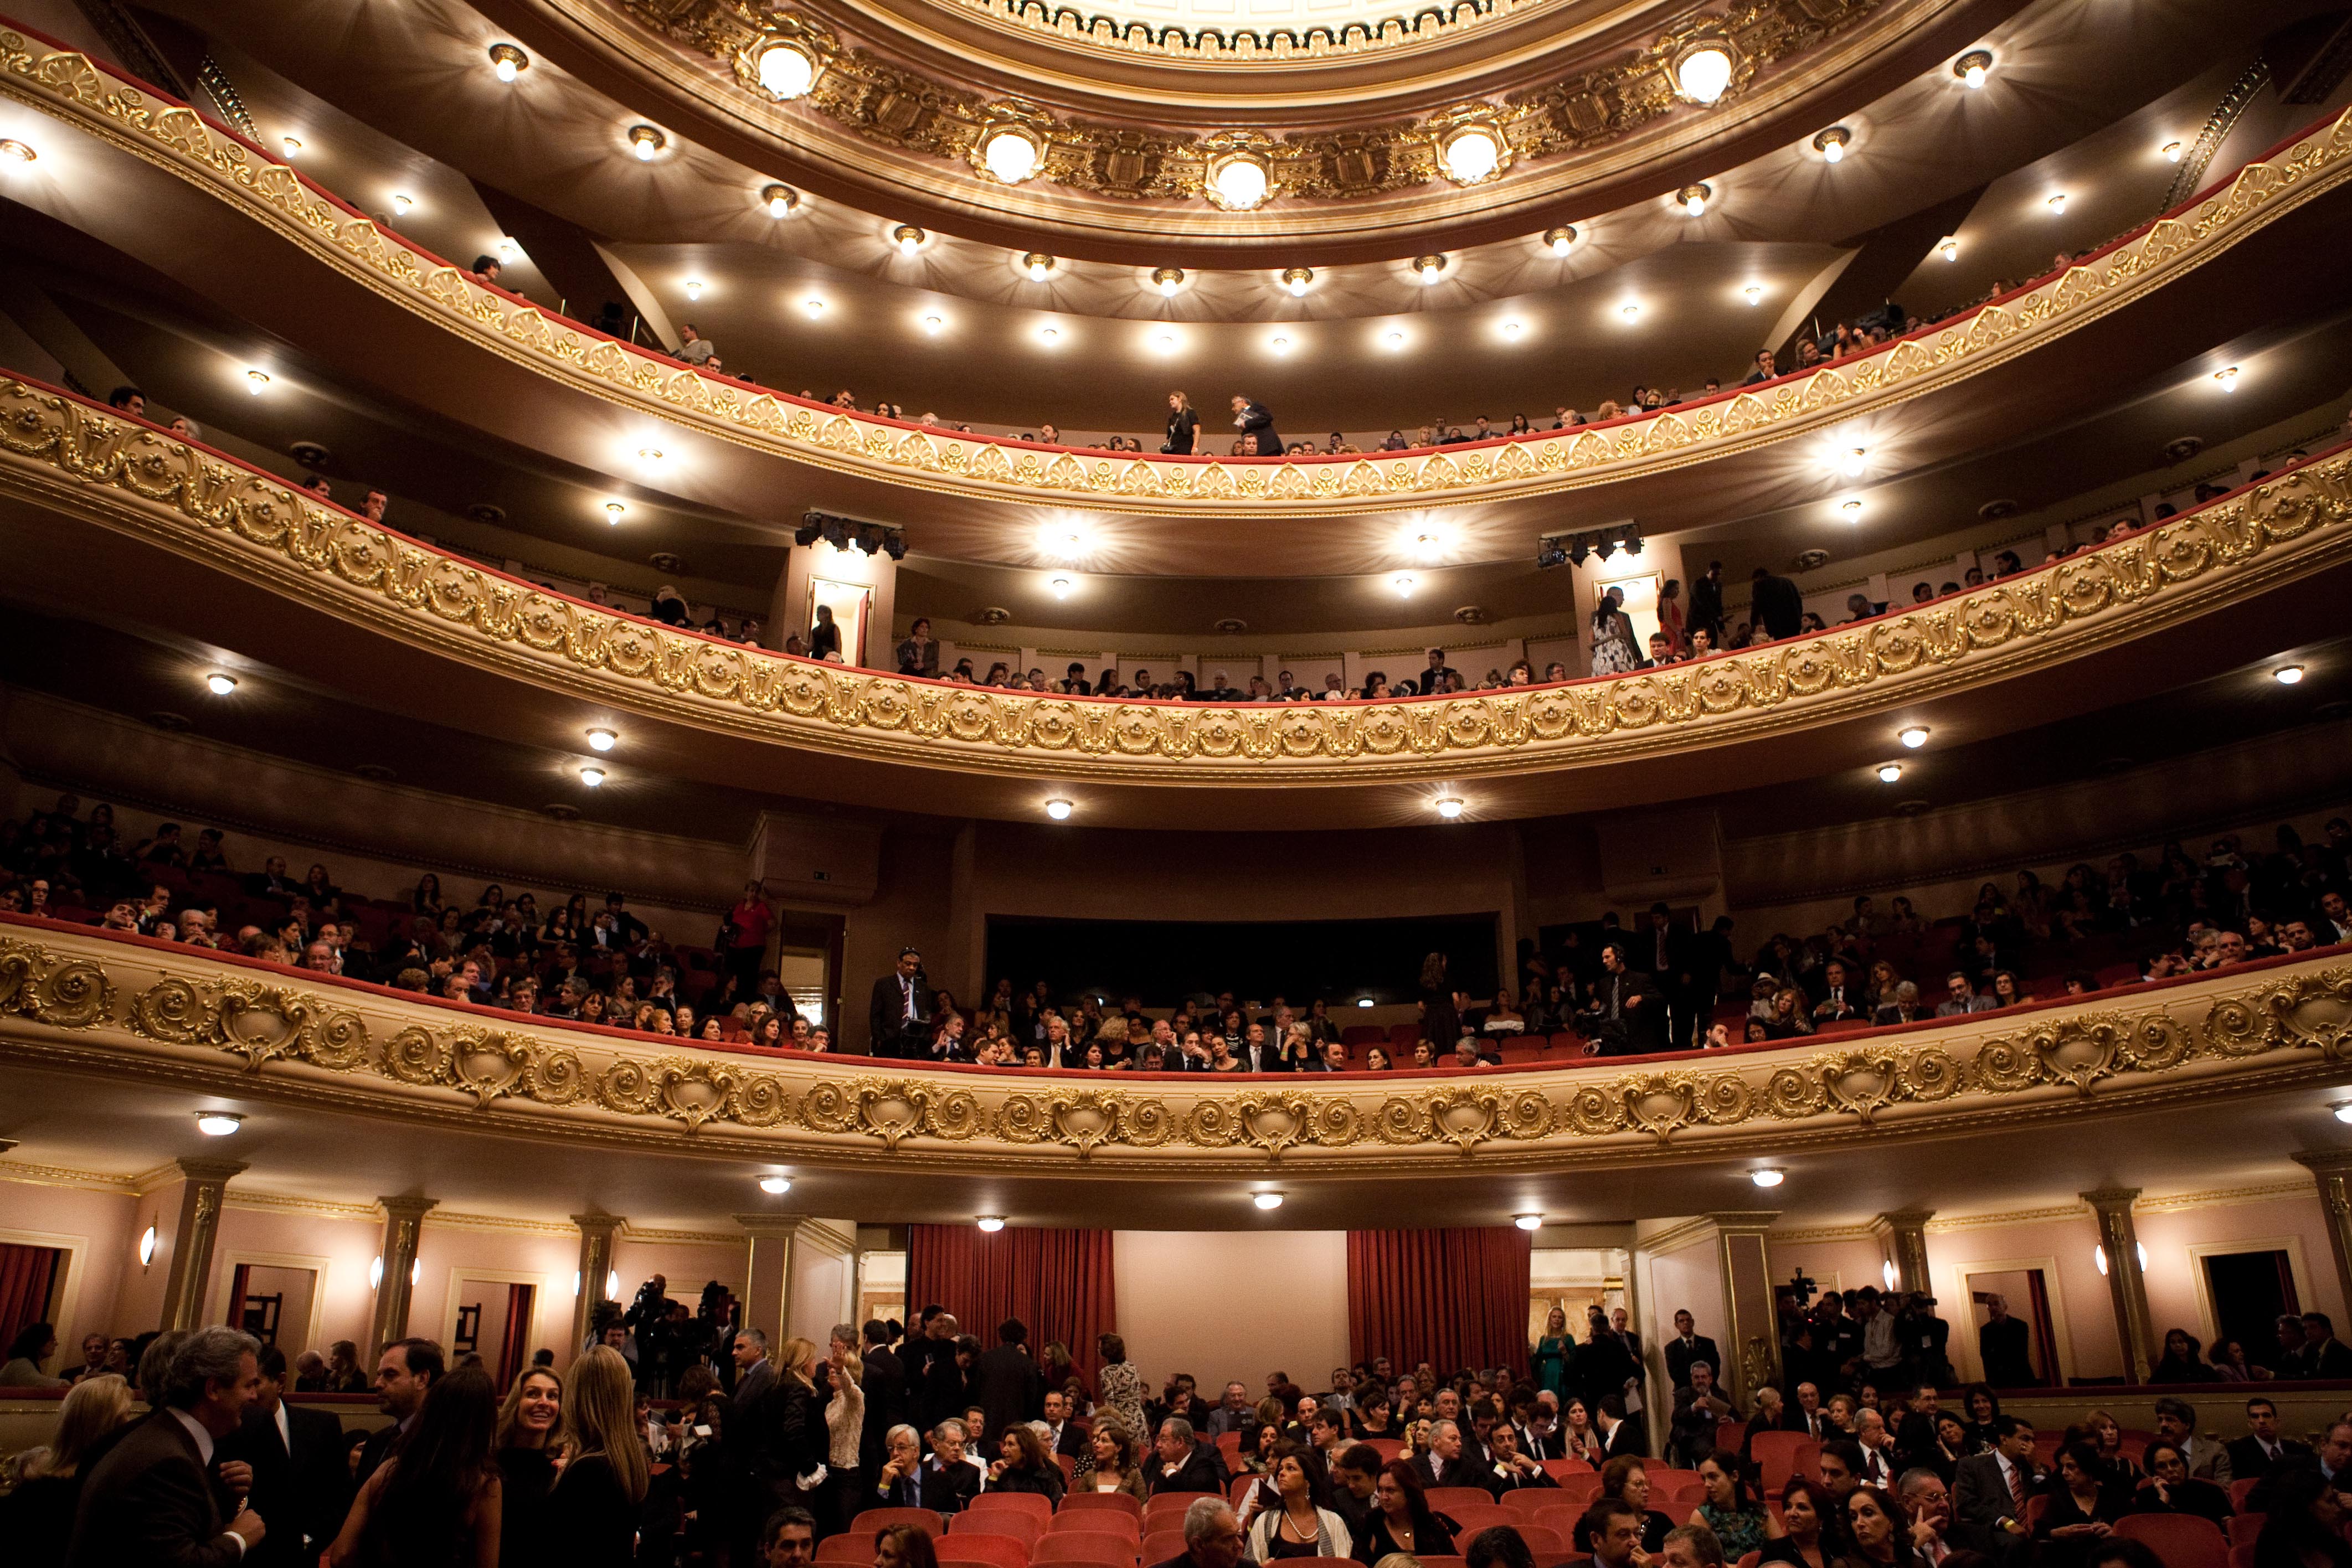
[[974, 1344, 1043, 1443], [66, 1409, 243, 1568], [1951, 1451, 2037, 1557], [220, 1400, 349, 1567], [1237, 404, 1283, 459], [2228, 1436, 2314, 1481], [352, 1418, 404, 1492], [1149, 1443, 1229, 1495], [893, 1456, 980, 1514], [861, 1347, 908, 1471], [1599, 1416, 1648, 1459], [2307, 1339, 2352, 1378], [867, 973, 933, 1057], [1751, 572, 1804, 640], [1041, 1420, 1086, 1460], [1978, 1316, 2035, 1386], [1411, 1452, 1478, 1489], [1589, 969, 1666, 1054], [1665, 1335, 1723, 1390]]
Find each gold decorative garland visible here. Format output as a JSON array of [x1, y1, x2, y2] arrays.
[[3, 371, 2349, 780], [3, 926, 2350, 1168], [2, 28, 2349, 515]]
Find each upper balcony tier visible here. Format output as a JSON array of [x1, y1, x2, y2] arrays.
[[2, 21, 2350, 559]]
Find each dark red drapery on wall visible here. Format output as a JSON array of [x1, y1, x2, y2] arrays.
[[0, 1242, 61, 1350], [497, 1283, 534, 1391], [1347, 1227, 1531, 1375], [906, 1226, 1118, 1385]]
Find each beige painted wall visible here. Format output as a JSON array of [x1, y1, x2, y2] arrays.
[[1111, 1230, 1350, 1391]]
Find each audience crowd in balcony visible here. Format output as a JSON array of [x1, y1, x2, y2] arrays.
[[2, 796, 2345, 1070]]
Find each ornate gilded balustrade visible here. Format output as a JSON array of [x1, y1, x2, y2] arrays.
[[2, 24, 2350, 515], [2, 919, 2348, 1174], [3, 371, 2350, 784]]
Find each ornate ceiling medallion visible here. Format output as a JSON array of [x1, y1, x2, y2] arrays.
[[970, 107, 1054, 185], [729, 16, 833, 101], [1203, 138, 1278, 210], [1432, 109, 1514, 187]]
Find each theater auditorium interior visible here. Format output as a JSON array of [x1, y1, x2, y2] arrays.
[[3, 0, 2352, 1564]]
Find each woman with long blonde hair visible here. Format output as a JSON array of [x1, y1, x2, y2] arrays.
[[494, 1365, 564, 1567], [6, 1373, 132, 1558], [1165, 391, 1200, 455], [550, 1345, 647, 1566]]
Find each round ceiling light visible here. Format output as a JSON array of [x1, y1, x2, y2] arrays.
[[488, 43, 529, 82], [1679, 183, 1712, 217], [1842, 447, 1868, 477], [2046, 192, 2068, 214], [2274, 664, 2305, 684], [1434, 797, 1465, 819], [281, 136, 301, 158], [761, 183, 800, 218], [2213, 366, 2240, 390], [628, 125, 666, 162], [205, 673, 238, 695], [1900, 726, 1931, 748], [1439, 125, 1506, 185], [605, 501, 625, 524], [1515, 1214, 1543, 1231], [579, 765, 606, 786], [756, 41, 816, 100], [1385, 330, 1405, 347], [2335, 1102, 2352, 1125], [1048, 573, 1074, 599], [1745, 285, 1763, 305], [685, 279, 705, 301], [1412, 254, 1447, 283], [1207, 151, 1272, 210], [0, 138, 39, 165], [1954, 50, 1991, 89], [1044, 798, 1074, 821], [2162, 141, 2183, 163], [1841, 499, 1863, 514], [759, 1174, 793, 1194], [1543, 225, 1578, 256], [196, 1111, 243, 1136], [586, 728, 619, 752], [1151, 266, 1185, 296], [1876, 763, 1903, 783], [1022, 251, 1055, 282], [892, 224, 925, 255], [1280, 266, 1313, 297], [1814, 126, 1850, 163], [1253, 1192, 1285, 1210], [1937, 236, 1959, 261], [1392, 572, 1416, 595], [1676, 45, 1735, 104], [1620, 302, 1640, 321], [1751, 1168, 1786, 1188], [976, 1215, 1006, 1232], [981, 126, 1045, 184], [245, 369, 271, 394]]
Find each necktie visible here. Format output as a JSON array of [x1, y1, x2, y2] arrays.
[[2008, 1460, 2026, 1514]]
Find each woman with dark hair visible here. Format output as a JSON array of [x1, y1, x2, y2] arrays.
[[1246, 1446, 1351, 1559], [987, 1422, 1067, 1504], [1922, 1412, 1977, 1483], [2149, 1329, 2216, 1383], [877, 1521, 944, 1568], [2124, 1441, 2231, 1529], [1846, 1486, 1922, 1568], [327, 1364, 503, 1566], [1417, 953, 1459, 1059], [1085, 1417, 1149, 1499], [1960, 1385, 2001, 1447], [1098, 1332, 1145, 1439], [1759, 1479, 1851, 1568], [2080, 1411, 2143, 1486], [2253, 1466, 2352, 1568], [1353, 1459, 1455, 1562], [1561, 1396, 1608, 1467], [2033, 1442, 2126, 1568], [1692, 1450, 1780, 1556], [1600, 1456, 1676, 1552], [1349, 1386, 1396, 1438], [1468, 1525, 1539, 1568]]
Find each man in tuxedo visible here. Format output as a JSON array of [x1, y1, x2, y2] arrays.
[[1412, 1419, 1479, 1488], [1749, 566, 1804, 641], [1480, 1423, 1557, 1497], [1518, 1396, 1566, 1460], [1234, 1023, 1289, 1073], [220, 1345, 349, 1567], [354, 1337, 442, 1488], [867, 947, 931, 1058], [1151, 1417, 1230, 1494], [1664, 1311, 1722, 1392], [1586, 943, 1665, 1055], [1231, 396, 1282, 460], [1784, 1381, 1833, 1440], [1951, 1416, 2040, 1561], [66, 1325, 268, 1567], [1596, 1396, 1646, 1459], [1040, 1389, 1085, 1461], [2227, 1397, 2313, 1481], [974, 1318, 1043, 1442], [1854, 1411, 1899, 1490], [915, 1419, 983, 1513]]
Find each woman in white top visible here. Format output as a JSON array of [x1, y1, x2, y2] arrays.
[[1245, 1449, 1354, 1561]]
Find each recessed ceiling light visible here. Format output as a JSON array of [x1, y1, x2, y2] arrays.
[[1841, 499, 1863, 515], [495, 238, 519, 259], [579, 765, 606, 786], [2334, 1102, 2352, 1125], [2162, 141, 2183, 163], [1502, 320, 1524, 339], [976, 1215, 1006, 1232], [1355, 997, 1375, 1008], [892, 224, 924, 255], [1899, 725, 1930, 748], [762, 183, 800, 218], [637, 447, 663, 463], [205, 672, 238, 695], [1022, 251, 1054, 282], [2213, 367, 2240, 390], [1542, 225, 1578, 257], [1208, 152, 1271, 210], [245, 369, 270, 394], [605, 502, 626, 523], [1842, 447, 1868, 477], [759, 1173, 794, 1194], [1744, 286, 1762, 305], [1385, 331, 1405, 347], [1039, 325, 1059, 342], [1813, 127, 1850, 163], [586, 728, 619, 752], [1620, 303, 1640, 321], [1876, 762, 1903, 783], [804, 298, 825, 317], [1515, 1214, 1543, 1231], [923, 314, 944, 333], [756, 41, 816, 100], [629, 125, 666, 161], [197, 1112, 243, 1136], [1434, 796, 1464, 819], [391, 193, 414, 214], [1270, 334, 1291, 353], [1679, 183, 1712, 218], [1155, 329, 1177, 349], [280, 136, 301, 158], [1412, 254, 1447, 283], [1044, 798, 1074, 821], [1938, 236, 1959, 261], [981, 127, 1043, 184], [1151, 266, 1185, 296], [1751, 1168, 1786, 1188], [488, 43, 529, 82], [1048, 573, 1074, 599], [2046, 193, 2067, 214], [1676, 45, 1734, 103], [2274, 665, 2305, 684], [1392, 572, 1416, 595], [1954, 50, 1991, 89], [1439, 125, 1505, 184], [1416, 530, 1444, 560], [685, 278, 704, 301], [1280, 266, 1313, 296], [1253, 1192, 1285, 1210]]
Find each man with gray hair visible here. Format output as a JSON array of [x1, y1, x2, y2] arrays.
[[66, 1324, 266, 1566], [1410, 1416, 1475, 1487], [1898, 1468, 1953, 1565], [1149, 1497, 1244, 1568], [1151, 1415, 1229, 1494]]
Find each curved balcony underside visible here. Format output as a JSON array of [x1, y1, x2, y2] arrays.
[[2, 374, 2349, 826], [2, 919, 2348, 1216], [3, 30, 2350, 566]]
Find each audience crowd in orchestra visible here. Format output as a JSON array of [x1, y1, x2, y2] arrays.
[[9, 1270, 2352, 1567], [2, 796, 2347, 1069]]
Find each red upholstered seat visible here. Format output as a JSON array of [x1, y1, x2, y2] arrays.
[[2229, 1515, 2264, 1548], [971, 1495, 1054, 1528], [1141, 1531, 1186, 1565], [2112, 1513, 2229, 1568], [1052, 1512, 1142, 1538], [958, 1509, 1045, 1546], [1428, 1488, 1496, 1517], [1502, 1490, 1564, 1517], [1537, 1459, 1593, 1483], [1513, 1525, 1568, 1560], [1363, 1440, 1405, 1462], [1060, 1495, 1143, 1519], [936, 1534, 1031, 1568], [1032, 1537, 1138, 1568], [820, 1537, 871, 1564], [2229, 1479, 2261, 1513], [855, 1509, 946, 1538]]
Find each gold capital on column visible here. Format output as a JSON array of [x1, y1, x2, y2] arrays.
[[159, 1158, 246, 1333], [2080, 1187, 2154, 1384], [368, 1195, 439, 1354], [570, 1212, 626, 1363], [2294, 1154, 2352, 1330], [1871, 1210, 1936, 1295]]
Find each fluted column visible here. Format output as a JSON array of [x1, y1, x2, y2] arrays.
[[159, 1158, 245, 1332], [368, 1195, 438, 1353], [1872, 1210, 1936, 1294], [737, 1214, 806, 1348], [2082, 1188, 2156, 1383], [2293, 1153, 2352, 1323], [569, 1212, 625, 1363]]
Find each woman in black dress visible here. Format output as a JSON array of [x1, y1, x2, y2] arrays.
[[328, 1365, 503, 1567], [492, 1366, 563, 1568], [549, 1345, 650, 1568], [1164, 392, 1199, 455], [986, 1423, 1067, 1505], [1353, 1459, 1457, 1563]]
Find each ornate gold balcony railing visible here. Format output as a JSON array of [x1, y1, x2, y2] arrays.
[[2, 23, 2350, 515], [3, 370, 2349, 783], [2, 917, 2347, 1174]]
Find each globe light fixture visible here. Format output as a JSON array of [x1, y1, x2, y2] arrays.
[[893, 224, 925, 255], [579, 765, 606, 786], [1207, 151, 1272, 210], [1253, 1192, 1285, 1211], [1280, 266, 1313, 297], [206, 673, 239, 695], [1045, 799, 1074, 821], [488, 43, 529, 82], [1412, 254, 1447, 283], [1439, 125, 1505, 184], [1515, 1214, 1543, 1231], [1877, 763, 1903, 783], [628, 125, 666, 162], [759, 1174, 793, 1194], [1751, 1168, 1786, 1188], [1022, 251, 1054, 282], [1814, 126, 1850, 163], [1676, 45, 1735, 104], [1543, 225, 1578, 256], [2213, 366, 2240, 390], [246, 369, 271, 394], [977, 1216, 1006, 1232], [605, 502, 626, 524], [981, 125, 1045, 184], [756, 41, 816, 100], [1434, 797, 1465, 819], [1900, 726, 1931, 748], [762, 183, 800, 218], [197, 1112, 243, 1136], [1954, 50, 1991, 89], [1938, 236, 1959, 261], [2274, 664, 2305, 684], [1679, 183, 1712, 217], [1152, 266, 1185, 296], [586, 728, 618, 752]]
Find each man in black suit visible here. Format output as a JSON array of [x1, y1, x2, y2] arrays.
[[1231, 396, 1281, 460], [867, 946, 931, 1059], [220, 1344, 349, 1567], [1663, 1311, 1722, 1393], [1150, 1416, 1230, 1494], [1479, 1423, 1558, 1498], [733, 1326, 776, 1417], [1749, 566, 1804, 641], [2226, 1397, 2313, 1482], [1410, 1419, 1479, 1488], [1149, 1497, 1247, 1568], [1040, 1389, 1086, 1461], [860, 1320, 907, 1472], [2303, 1312, 2352, 1378], [1975, 1294, 2036, 1388], [915, 1418, 983, 1514], [973, 1318, 1043, 1442], [1595, 1396, 1647, 1459], [1783, 1380, 1834, 1440], [1669, 1363, 1733, 1468], [1950, 1415, 2040, 1562], [1584, 942, 1665, 1055], [67, 1324, 269, 1567], [354, 1336, 442, 1489]]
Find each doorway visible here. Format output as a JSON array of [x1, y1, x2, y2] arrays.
[[2199, 1247, 2303, 1372], [1962, 1266, 2060, 1388]]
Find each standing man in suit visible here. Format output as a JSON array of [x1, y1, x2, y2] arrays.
[[353, 1337, 441, 1488], [1749, 566, 1804, 641], [1231, 396, 1282, 460], [1950, 1415, 2040, 1562], [733, 1327, 776, 1426], [868, 947, 931, 1059], [1585, 943, 1665, 1056], [974, 1319, 1043, 1443], [2227, 1397, 2314, 1482], [860, 1321, 907, 1474], [1663, 1311, 1722, 1393], [1040, 1389, 1085, 1461], [1411, 1419, 1478, 1488], [66, 1324, 268, 1567], [1975, 1295, 2036, 1388], [220, 1344, 348, 1567]]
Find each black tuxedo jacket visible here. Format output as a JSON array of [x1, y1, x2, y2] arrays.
[[1665, 1335, 1723, 1389], [1589, 969, 1666, 1054], [868, 973, 933, 1056], [222, 1400, 351, 1567], [66, 1410, 242, 1568], [2227, 1435, 2314, 1480]]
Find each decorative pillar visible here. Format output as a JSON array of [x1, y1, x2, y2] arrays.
[[368, 1195, 438, 1353], [1712, 1211, 1784, 1409], [1872, 1210, 1936, 1294], [569, 1212, 625, 1362], [2294, 1153, 2352, 1322], [737, 1214, 805, 1348], [2082, 1188, 2157, 1384], [159, 1158, 245, 1332]]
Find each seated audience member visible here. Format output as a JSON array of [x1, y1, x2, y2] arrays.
[[1569, 1497, 1651, 1568], [1355, 1459, 1458, 1562], [1152, 1416, 1231, 1494], [1602, 1456, 1679, 1552], [1157, 1498, 1247, 1568], [2031, 1443, 2126, 1568], [2124, 1440, 2231, 1529], [1848, 1486, 1923, 1568], [1760, 1479, 1851, 1568], [2253, 1467, 2352, 1568], [1244, 1449, 1353, 1559], [1897, 1469, 1954, 1566]]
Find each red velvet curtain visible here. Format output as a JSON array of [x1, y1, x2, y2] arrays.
[[0, 1243, 61, 1350], [496, 1283, 534, 1390], [229, 1263, 251, 1335], [907, 1226, 1118, 1385], [1348, 1227, 1532, 1375]]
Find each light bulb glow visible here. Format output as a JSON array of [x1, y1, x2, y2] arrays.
[[763, 183, 800, 218], [1676, 45, 1734, 103], [586, 728, 618, 751], [1208, 153, 1271, 210], [1392, 572, 1416, 595], [637, 447, 663, 463], [1044, 798, 1074, 821], [1543, 225, 1578, 256], [414, 1258, 423, 1288], [1152, 266, 1185, 296], [1620, 303, 1640, 321], [1938, 236, 1959, 261], [197, 1112, 243, 1136], [1899, 726, 1930, 748], [893, 224, 925, 255], [1841, 499, 1864, 515], [923, 314, 943, 334], [759, 1174, 793, 1194], [2334, 1102, 2352, 1123], [2274, 664, 2305, 684], [488, 43, 528, 82], [579, 765, 606, 786], [1823, 138, 1844, 163], [139, 1225, 157, 1265], [1253, 1192, 1285, 1210], [685, 278, 704, 300], [606, 1268, 619, 1297], [804, 298, 824, 317], [205, 673, 238, 695], [2213, 366, 2239, 390], [2163, 141, 2183, 163], [1955, 51, 1991, 89], [1745, 285, 1762, 305], [391, 194, 414, 214], [1751, 1168, 1786, 1188], [756, 43, 815, 100], [245, 369, 270, 394], [1413, 254, 1447, 283], [982, 128, 1042, 184], [1434, 796, 1464, 819], [1502, 319, 1524, 338], [1048, 574, 1073, 599], [496, 238, 519, 259], [976, 1216, 1006, 1232], [1385, 330, 1405, 347], [280, 136, 301, 158], [1843, 447, 1868, 478], [629, 125, 665, 161], [1281, 266, 1313, 296], [1815, 127, 1850, 163], [1440, 126, 1504, 184], [1679, 183, 1711, 217], [1515, 1214, 1543, 1231], [2046, 192, 2067, 214], [1023, 251, 1054, 282], [1356, 998, 1376, 1008], [605, 502, 626, 524], [370, 1256, 384, 1288], [1877, 763, 1903, 783], [1270, 335, 1290, 353]]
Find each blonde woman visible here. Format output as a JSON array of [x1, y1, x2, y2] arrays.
[[5, 1372, 131, 1558], [493, 1365, 564, 1567], [1165, 391, 1199, 455], [551, 1344, 649, 1566], [766, 1337, 831, 1503], [827, 1326, 867, 1533]]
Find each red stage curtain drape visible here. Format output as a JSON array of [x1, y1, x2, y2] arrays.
[[907, 1226, 1118, 1385], [497, 1283, 534, 1390], [1348, 1227, 1531, 1376], [0, 1242, 61, 1349]]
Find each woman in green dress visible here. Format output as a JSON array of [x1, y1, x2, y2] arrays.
[[1531, 1305, 1572, 1397]]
